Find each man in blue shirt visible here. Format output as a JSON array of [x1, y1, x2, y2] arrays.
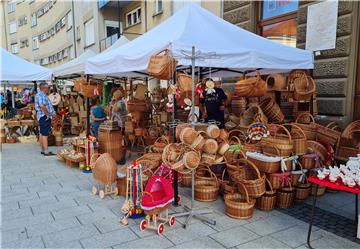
[[35, 83, 55, 156]]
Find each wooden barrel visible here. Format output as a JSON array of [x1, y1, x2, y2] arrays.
[[98, 127, 124, 162], [0, 128, 5, 143]]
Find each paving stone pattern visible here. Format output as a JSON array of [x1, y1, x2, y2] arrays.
[[1, 143, 360, 248]]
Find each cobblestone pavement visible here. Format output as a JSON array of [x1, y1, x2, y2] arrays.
[[1, 143, 360, 248]]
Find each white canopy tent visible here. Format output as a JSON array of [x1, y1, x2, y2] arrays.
[[86, 4, 313, 77], [0, 48, 53, 82], [54, 36, 130, 78]]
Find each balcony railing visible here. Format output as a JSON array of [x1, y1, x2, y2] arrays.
[[99, 33, 119, 52]]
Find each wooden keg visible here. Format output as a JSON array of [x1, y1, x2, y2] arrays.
[[98, 126, 124, 162]]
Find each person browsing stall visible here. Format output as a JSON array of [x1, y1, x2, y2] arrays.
[[200, 79, 227, 129], [34, 83, 55, 156], [90, 97, 106, 137], [110, 90, 127, 131]]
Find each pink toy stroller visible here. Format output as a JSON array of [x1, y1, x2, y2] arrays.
[[140, 176, 175, 235]]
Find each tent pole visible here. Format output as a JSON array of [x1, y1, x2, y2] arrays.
[[172, 72, 179, 206], [86, 75, 90, 137], [11, 86, 15, 109]]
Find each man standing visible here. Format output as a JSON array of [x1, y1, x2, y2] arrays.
[[200, 79, 227, 129], [35, 83, 55, 156]]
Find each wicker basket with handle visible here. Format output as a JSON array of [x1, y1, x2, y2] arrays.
[[316, 122, 341, 147], [290, 162, 306, 187], [259, 96, 284, 123], [236, 158, 266, 198], [80, 79, 102, 97], [293, 75, 316, 101], [183, 150, 201, 170], [180, 127, 198, 145], [267, 171, 291, 190], [194, 169, 219, 202], [256, 178, 277, 211], [288, 123, 307, 155], [239, 104, 268, 132], [218, 139, 230, 156], [295, 178, 311, 200], [190, 131, 206, 151], [201, 153, 216, 166], [262, 124, 293, 157], [277, 182, 294, 208], [177, 71, 192, 91], [147, 49, 178, 80], [294, 113, 317, 140], [203, 138, 219, 154], [307, 140, 327, 163], [235, 71, 267, 97], [224, 183, 256, 220], [246, 150, 281, 174]]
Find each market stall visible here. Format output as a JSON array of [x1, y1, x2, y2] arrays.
[[0, 48, 53, 144]]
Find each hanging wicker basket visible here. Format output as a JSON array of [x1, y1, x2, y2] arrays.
[[235, 71, 267, 97], [224, 183, 256, 220], [147, 49, 178, 80], [177, 71, 193, 92]]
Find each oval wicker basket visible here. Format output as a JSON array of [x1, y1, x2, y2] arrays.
[[194, 171, 219, 202], [224, 183, 256, 220], [153, 136, 169, 153], [307, 140, 327, 162], [246, 151, 281, 174], [231, 96, 247, 115], [177, 71, 192, 92], [295, 180, 311, 200], [235, 72, 267, 97], [300, 153, 317, 169], [183, 150, 201, 170], [201, 153, 216, 166], [262, 124, 293, 157], [219, 129, 229, 141], [256, 178, 277, 211], [267, 171, 291, 190], [218, 140, 230, 156], [294, 75, 316, 101], [239, 104, 268, 130]]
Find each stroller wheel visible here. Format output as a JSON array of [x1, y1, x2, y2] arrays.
[[99, 190, 105, 199], [92, 186, 98, 195], [157, 223, 165, 235], [169, 216, 175, 227], [140, 219, 147, 231]]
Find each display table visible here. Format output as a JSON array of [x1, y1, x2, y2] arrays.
[[307, 176, 359, 249]]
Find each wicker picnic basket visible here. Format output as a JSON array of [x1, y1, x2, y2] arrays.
[[277, 183, 294, 208], [91, 153, 117, 186], [137, 153, 162, 176], [147, 49, 178, 80], [293, 75, 316, 101], [294, 113, 317, 140], [295, 179, 311, 200], [262, 125, 293, 157], [256, 178, 277, 211], [316, 122, 341, 146], [235, 71, 267, 97], [224, 183, 256, 219], [180, 127, 198, 145], [236, 159, 266, 198], [177, 71, 192, 92], [289, 124, 307, 155], [203, 139, 219, 154], [246, 150, 281, 174], [259, 97, 284, 123], [194, 169, 219, 202]]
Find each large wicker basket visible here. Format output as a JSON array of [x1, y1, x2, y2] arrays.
[[289, 124, 307, 155], [259, 97, 284, 123], [296, 180, 311, 200], [224, 183, 256, 220], [293, 75, 316, 101], [235, 71, 267, 97], [194, 173, 219, 202], [236, 159, 266, 198], [246, 151, 281, 174], [316, 122, 341, 146], [262, 125, 293, 157], [147, 49, 177, 80], [177, 71, 192, 92]]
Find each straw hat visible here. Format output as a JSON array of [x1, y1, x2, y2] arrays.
[[113, 90, 124, 100]]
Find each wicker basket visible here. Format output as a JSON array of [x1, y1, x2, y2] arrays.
[[246, 151, 281, 174], [180, 127, 198, 145], [239, 104, 268, 130], [194, 172, 219, 202], [203, 139, 219, 154], [231, 96, 247, 115], [300, 153, 318, 169], [235, 71, 267, 97], [191, 131, 206, 151], [335, 121, 360, 161], [183, 150, 201, 170], [153, 136, 169, 153], [219, 169, 237, 196], [296, 181, 311, 200], [259, 97, 284, 123], [224, 183, 256, 220], [201, 153, 216, 166], [310, 183, 326, 196], [277, 184, 294, 208], [181, 173, 192, 187], [266, 73, 286, 91], [294, 113, 317, 141], [289, 124, 307, 155], [262, 125, 293, 157], [204, 125, 220, 139], [316, 123, 341, 146], [236, 159, 266, 198], [256, 178, 277, 211], [79, 79, 103, 97], [91, 153, 117, 186], [127, 99, 148, 113], [290, 162, 306, 187], [177, 71, 192, 92], [218, 140, 230, 156], [294, 75, 316, 101], [162, 143, 190, 174], [147, 49, 177, 80], [219, 129, 229, 141], [137, 153, 162, 176], [307, 140, 327, 162], [267, 171, 291, 190]]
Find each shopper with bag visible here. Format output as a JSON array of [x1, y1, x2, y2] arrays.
[[34, 83, 55, 156]]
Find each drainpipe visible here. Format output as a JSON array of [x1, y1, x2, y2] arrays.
[[118, 0, 121, 38], [144, 0, 148, 32], [71, 0, 77, 58], [2, 1, 8, 50]]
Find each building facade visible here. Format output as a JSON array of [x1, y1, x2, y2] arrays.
[[2, 0, 221, 66], [223, 0, 360, 124]]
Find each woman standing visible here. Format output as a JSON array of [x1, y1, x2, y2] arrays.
[[90, 97, 106, 137]]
